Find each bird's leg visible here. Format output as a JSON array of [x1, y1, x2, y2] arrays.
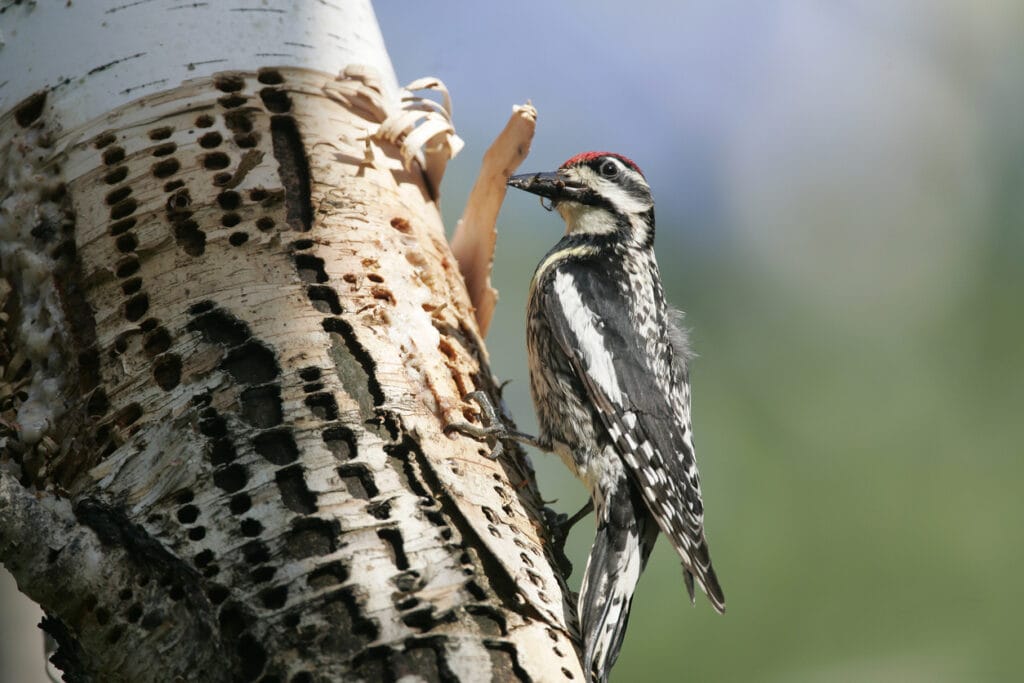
[[544, 499, 594, 549], [445, 390, 546, 459], [542, 499, 594, 577]]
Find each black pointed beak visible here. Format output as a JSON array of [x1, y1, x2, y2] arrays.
[[508, 172, 584, 203]]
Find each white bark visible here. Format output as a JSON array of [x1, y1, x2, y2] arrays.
[[0, 0, 399, 130], [0, 3, 583, 681]]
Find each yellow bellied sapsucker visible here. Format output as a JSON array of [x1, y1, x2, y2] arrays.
[[511, 152, 725, 682]]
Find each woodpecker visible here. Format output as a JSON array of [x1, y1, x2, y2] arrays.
[[504, 152, 725, 682]]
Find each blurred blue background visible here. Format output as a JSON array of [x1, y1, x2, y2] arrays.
[[2, 2, 1021, 681], [378, 2, 1022, 681]]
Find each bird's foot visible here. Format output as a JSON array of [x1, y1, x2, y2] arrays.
[[542, 500, 594, 577], [445, 391, 540, 460]]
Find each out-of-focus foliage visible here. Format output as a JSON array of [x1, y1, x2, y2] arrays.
[[386, 2, 1023, 681]]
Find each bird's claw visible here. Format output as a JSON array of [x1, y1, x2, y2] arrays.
[[444, 391, 510, 460], [542, 500, 595, 578]]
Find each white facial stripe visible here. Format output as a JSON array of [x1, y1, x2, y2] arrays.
[[561, 163, 647, 225], [596, 178, 652, 214], [553, 270, 623, 404]]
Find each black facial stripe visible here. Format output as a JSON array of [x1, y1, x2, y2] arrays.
[[639, 207, 655, 247], [577, 188, 616, 209], [619, 173, 649, 200]]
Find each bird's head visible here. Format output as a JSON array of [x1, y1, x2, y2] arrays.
[[508, 152, 654, 240]]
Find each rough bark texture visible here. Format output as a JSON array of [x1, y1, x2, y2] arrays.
[[0, 67, 582, 682]]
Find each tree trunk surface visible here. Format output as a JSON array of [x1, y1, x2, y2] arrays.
[[0, 6, 583, 681]]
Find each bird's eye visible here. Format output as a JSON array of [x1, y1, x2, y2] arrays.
[[600, 160, 619, 178]]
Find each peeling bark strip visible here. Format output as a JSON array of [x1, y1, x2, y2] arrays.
[[1, 68, 583, 681]]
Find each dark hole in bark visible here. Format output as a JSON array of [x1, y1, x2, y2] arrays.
[[240, 385, 283, 428], [304, 392, 338, 421], [377, 528, 409, 570], [210, 438, 236, 466], [124, 293, 149, 321], [102, 147, 125, 165], [218, 94, 247, 109], [188, 305, 249, 346], [104, 166, 128, 184], [203, 152, 230, 170], [152, 142, 177, 157], [214, 74, 245, 92], [285, 518, 337, 559], [109, 198, 138, 220], [115, 256, 140, 278], [259, 585, 288, 609], [307, 562, 349, 589], [176, 505, 199, 524], [194, 549, 214, 568], [223, 341, 279, 384], [115, 233, 138, 253], [94, 132, 117, 148], [173, 220, 206, 256], [338, 463, 378, 499], [251, 566, 275, 584], [251, 428, 296, 464], [213, 463, 248, 493], [240, 518, 263, 537], [293, 254, 327, 283], [237, 633, 267, 681], [229, 493, 251, 515], [235, 132, 260, 148], [207, 585, 229, 605], [86, 388, 109, 417], [153, 354, 182, 390], [105, 186, 132, 205], [306, 285, 341, 314], [224, 109, 252, 133], [275, 465, 317, 513], [114, 403, 142, 427], [198, 410, 228, 438], [260, 88, 291, 113], [217, 190, 240, 209], [143, 327, 171, 356], [152, 158, 180, 178], [257, 69, 284, 85], [242, 541, 270, 565], [322, 425, 356, 460], [108, 217, 136, 236], [148, 126, 173, 140], [270, 115, 312, 231]]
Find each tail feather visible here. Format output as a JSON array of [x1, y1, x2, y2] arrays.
[[578, 479, 658, 683], [686, 536, 726, 613]]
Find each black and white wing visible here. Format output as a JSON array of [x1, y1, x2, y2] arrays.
[[541, 262, 725, 612]]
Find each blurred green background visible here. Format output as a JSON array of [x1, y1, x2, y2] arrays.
[[383, 2, 1024, 681], [3, 2, 1022, 681]]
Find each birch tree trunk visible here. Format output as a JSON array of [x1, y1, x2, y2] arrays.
[[0, 2, 582, 681]]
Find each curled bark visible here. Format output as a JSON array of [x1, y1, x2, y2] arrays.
[[450, 104, 537, 336]]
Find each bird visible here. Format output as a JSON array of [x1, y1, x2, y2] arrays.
[[444, 150, 724, 683], [448, 151, 725, 682]]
